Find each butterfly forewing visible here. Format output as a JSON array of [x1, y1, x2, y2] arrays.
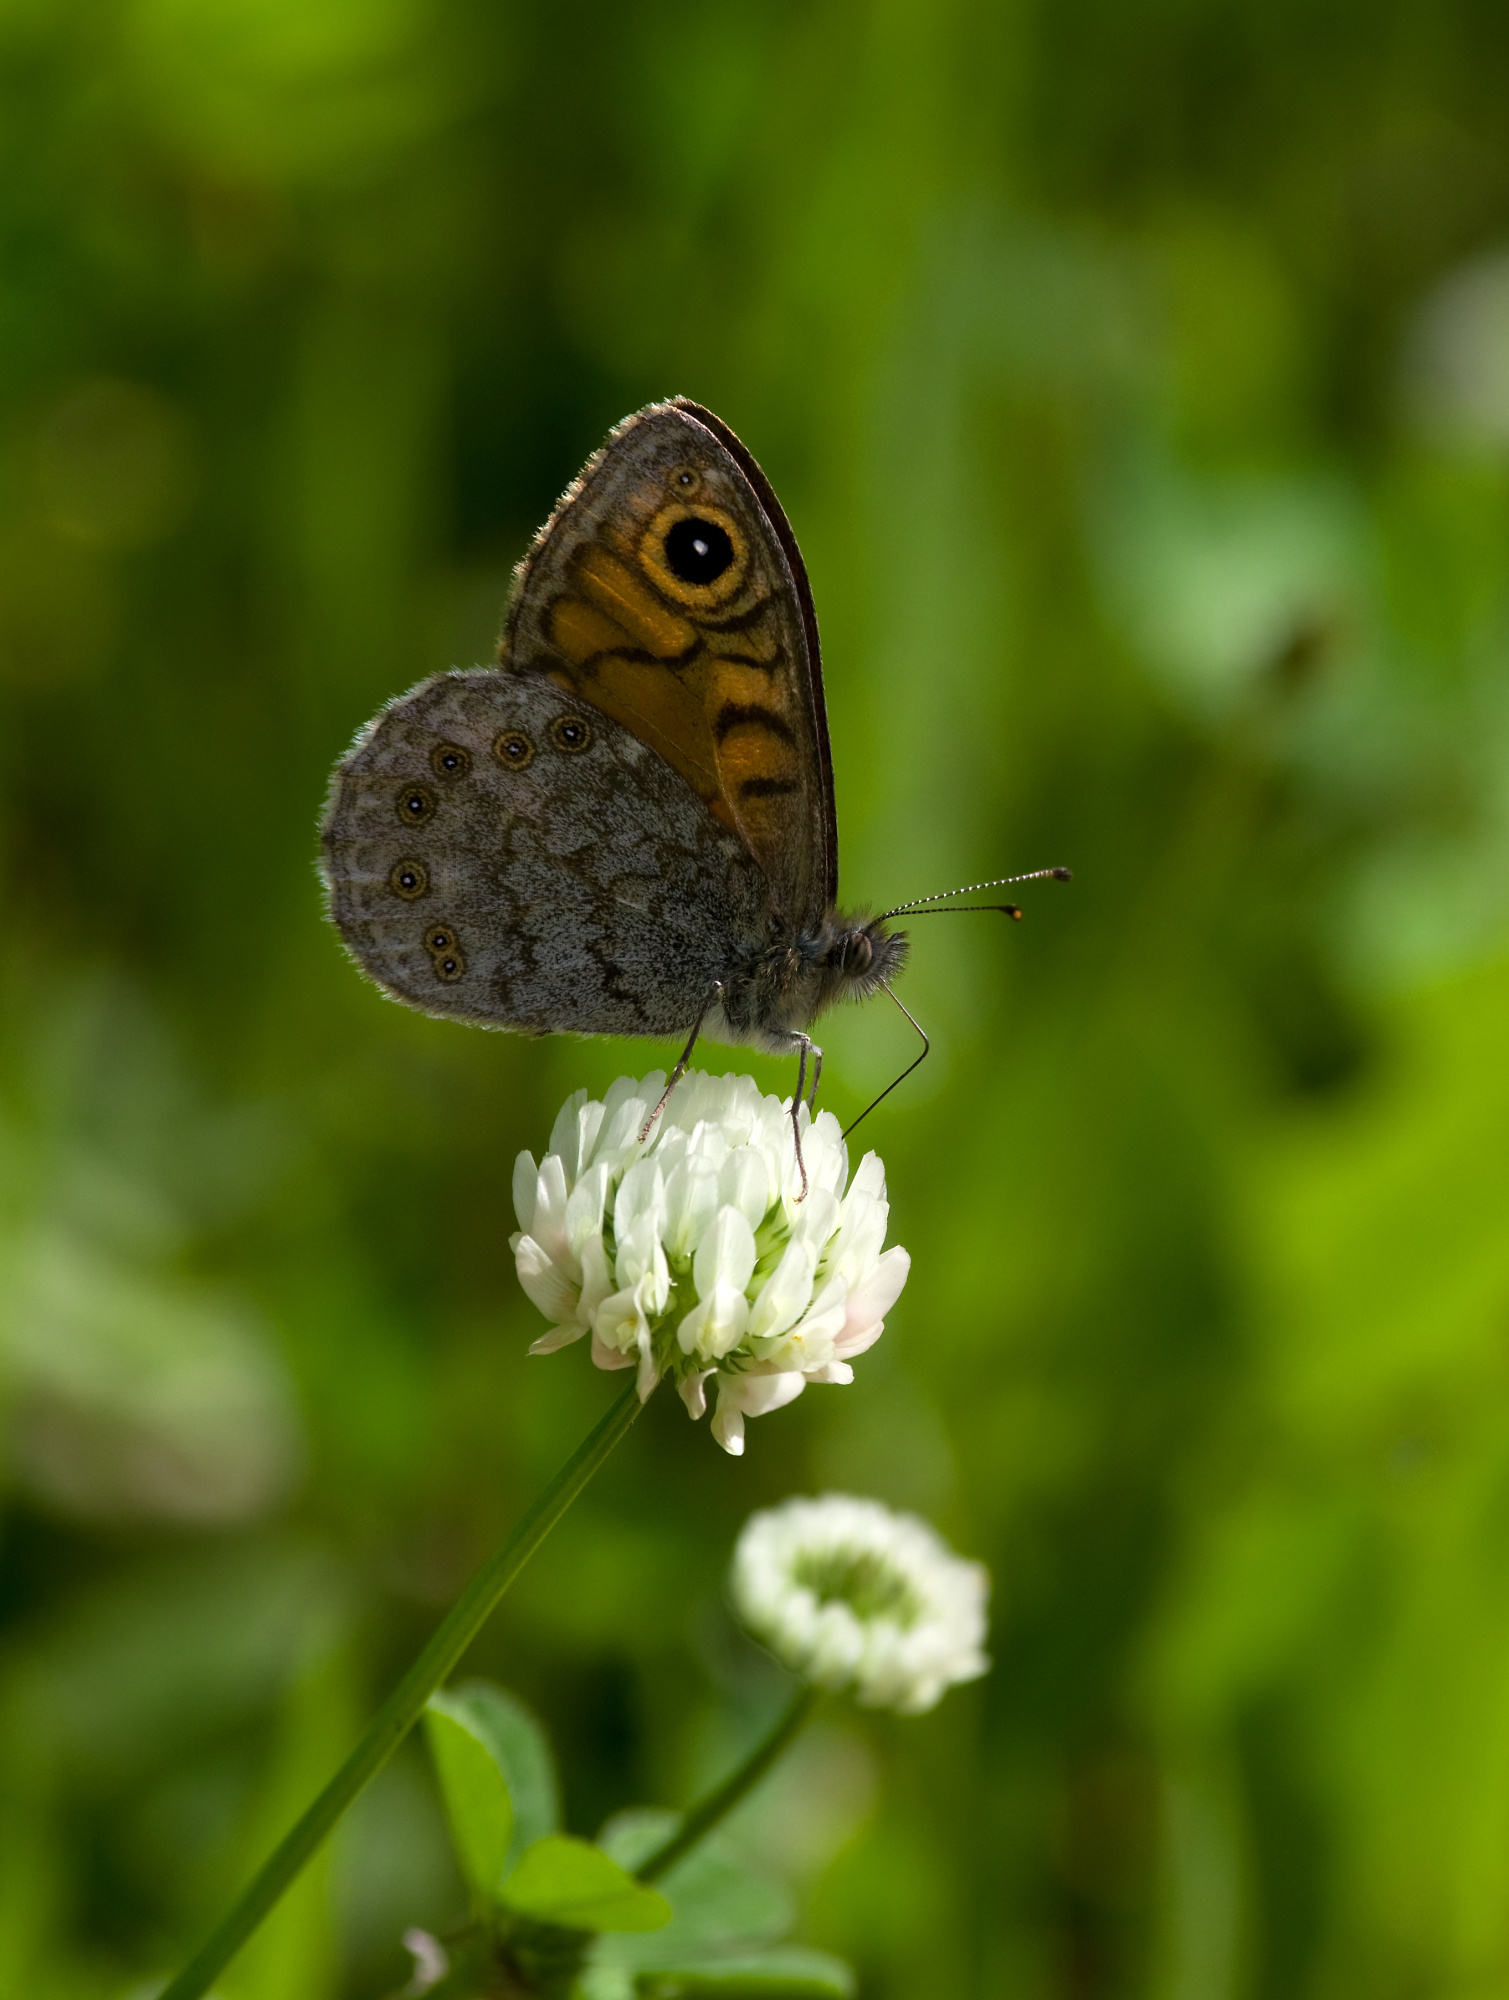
[[320, 670, 770, 1035], [501, 400, 834, 930]]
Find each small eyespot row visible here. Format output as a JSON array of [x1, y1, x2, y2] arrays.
[[397, 783, 436, 825], [424, 924, 465, 982], [431, 741, 471, 778], [390, 859, 429, 900], [494, 729, 534, 769], [551, 713, 592, 754]]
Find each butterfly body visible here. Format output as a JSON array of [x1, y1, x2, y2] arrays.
[[321, 399, 906, 1082], [710, 909, 903, 1053]]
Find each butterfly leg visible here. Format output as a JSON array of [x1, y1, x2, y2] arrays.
[[787, 1032, 823, 1203], [840, 982, 930, 1141], [640, 982, 726, 1142]]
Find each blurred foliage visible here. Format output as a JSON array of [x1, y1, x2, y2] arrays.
[[3, 0, 1509, 1994], [417, 1683, 853, 1997]]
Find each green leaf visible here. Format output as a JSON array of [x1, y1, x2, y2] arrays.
[[583, 1811, 843, 2000], [626, 1946, 855, 1996], [594, 1805, 679, 1873], [580, 1944, 856, 1992], [596, 1809, 792, 1952], [442, 1681, 561, 1868], [429, 1681, 559, 1879], [424, 1696, 514, 1902], [501, 1835, 672, 1933]]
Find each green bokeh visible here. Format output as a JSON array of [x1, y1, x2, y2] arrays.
[[4, 2, 1509, 1994]]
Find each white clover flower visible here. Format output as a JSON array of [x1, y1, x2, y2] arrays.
[[730, 1495, 990, 1713], [509, 1071, 910, 1454]]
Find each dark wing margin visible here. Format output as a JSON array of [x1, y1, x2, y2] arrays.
[[668, 398, 839, 911]]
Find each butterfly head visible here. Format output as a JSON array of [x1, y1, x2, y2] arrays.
[[821, 913, 908, 1004]]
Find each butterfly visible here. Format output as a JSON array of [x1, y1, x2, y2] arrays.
[[320, 399, 1064, 1192]]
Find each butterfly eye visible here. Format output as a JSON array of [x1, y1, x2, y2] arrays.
[[664, 516, 734, 585], [551, 714, 593, 754], [430, 741, 471, 778], [840, 932, 874, 976], [398, 784, 436, 824], [493, 730, 535, 768], [390, 859, 429, 899]]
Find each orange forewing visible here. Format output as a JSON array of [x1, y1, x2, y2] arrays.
[[500, 402, 832, 927]]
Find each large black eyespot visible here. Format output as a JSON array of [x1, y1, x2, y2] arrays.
[[398, 784, 436, 824], [550, 714, 592, 754], [663, 516, 734, 585], [431, 741, 471, 778], [390, 859, 429, 900], [494, 729, 534, 769]]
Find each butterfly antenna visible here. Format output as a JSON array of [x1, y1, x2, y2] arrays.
[[842, 985, 929, 1141], [881, 867, 1072, 922]]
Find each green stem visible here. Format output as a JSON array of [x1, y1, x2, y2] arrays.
[[159, 1378, 647, 2000], [635, 1683, 823, 1885]]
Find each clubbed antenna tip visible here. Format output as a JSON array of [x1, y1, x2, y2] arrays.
[[881, 866, 1074, 922]]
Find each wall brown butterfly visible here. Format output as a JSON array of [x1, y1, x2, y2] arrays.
[[321, 399, 1064, 1190]]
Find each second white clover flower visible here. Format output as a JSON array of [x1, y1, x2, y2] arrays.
[[731, 1495, 991, 1714]]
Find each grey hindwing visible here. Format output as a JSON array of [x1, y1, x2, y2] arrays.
[[319, 669, 772, 1036]]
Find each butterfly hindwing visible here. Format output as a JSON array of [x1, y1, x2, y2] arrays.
[[501, 399, 836, 930], [320, 669, 770, 1035]]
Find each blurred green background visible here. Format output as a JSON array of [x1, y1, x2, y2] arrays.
[[5, 1, 1509, 1994]]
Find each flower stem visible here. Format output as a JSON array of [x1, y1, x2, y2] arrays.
[[635, 1683, 823, 1885], [159, 1378, 647, 2000]]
